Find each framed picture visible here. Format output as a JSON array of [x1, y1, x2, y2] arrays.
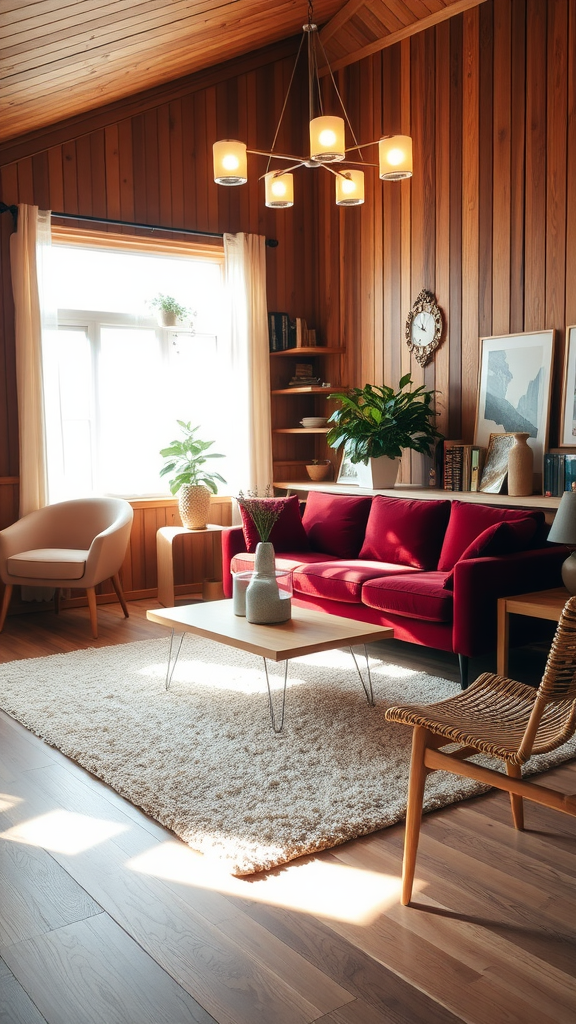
[[478, 433, 516, 493], [474, 330, 554, 478], [559, 325, 576, 447], [337, 454, 363, 485]]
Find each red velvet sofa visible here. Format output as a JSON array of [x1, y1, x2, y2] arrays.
[[222, 491, 566, 687]]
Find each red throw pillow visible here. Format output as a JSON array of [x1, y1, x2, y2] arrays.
[[239, 494, 309, 553], [302, 491, 373, 558], [437, 500, 545, 572], [358, 495, 451, 569], [442, 517, 538, 589]]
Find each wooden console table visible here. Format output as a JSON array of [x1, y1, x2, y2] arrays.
[[497, 586, 570, 676], [156, 525, 224, 607]]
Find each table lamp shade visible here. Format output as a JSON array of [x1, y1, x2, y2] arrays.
[[547, 490, 576, 594]]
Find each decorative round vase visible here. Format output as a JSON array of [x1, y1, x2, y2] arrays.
[[507, 433, 534, 496], [178, 484, 210, 529], [245, 542, 292, 624]]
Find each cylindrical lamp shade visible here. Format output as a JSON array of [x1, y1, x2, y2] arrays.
[[264, 172, 294, 208], [379, 135, 413, 180], [310, 116, 345, 163], [213, 140, 247, 185], [335, 170, 364, 206], [547, 490, 576, 594]]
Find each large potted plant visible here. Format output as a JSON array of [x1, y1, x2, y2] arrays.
[[160, 421, 226, 529], [326, 374, 442, 488]]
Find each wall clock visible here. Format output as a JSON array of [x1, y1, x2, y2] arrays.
[[405, 289, 444, 367]]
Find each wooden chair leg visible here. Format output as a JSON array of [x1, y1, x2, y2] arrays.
[[401, 725, 430, 906], [506, 762, 524, 830], [110, 573, 129, 618], [0, 584, 13, 632], [86, 587, 98, 639]]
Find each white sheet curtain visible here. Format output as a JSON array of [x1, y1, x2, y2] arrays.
[[9, 205, 53, 516], [223, 232, 272, 497]]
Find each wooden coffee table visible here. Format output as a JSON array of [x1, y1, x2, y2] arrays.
[[147, 600, 394, 732]]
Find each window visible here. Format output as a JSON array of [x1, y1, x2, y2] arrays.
[[43, 234, 232, 501]]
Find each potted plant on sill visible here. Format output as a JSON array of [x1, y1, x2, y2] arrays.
[[325, 374, 442, 488], [150, 293, 191, 327], [160, 421, 226, 529]]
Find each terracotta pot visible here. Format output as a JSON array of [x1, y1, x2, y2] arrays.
[[157, 309, 178, 327], [306, 461, 332, 481]]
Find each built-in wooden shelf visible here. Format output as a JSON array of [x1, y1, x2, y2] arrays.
[[271, 385, 345, 395], [269, 347, 344, 357], [273, 428, 330, 434], [272, 481, 562, 515]]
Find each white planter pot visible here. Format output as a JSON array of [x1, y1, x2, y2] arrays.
[[354, 456, 400, 489]]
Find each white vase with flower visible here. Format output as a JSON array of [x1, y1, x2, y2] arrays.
[[236, 490, 292, 624]]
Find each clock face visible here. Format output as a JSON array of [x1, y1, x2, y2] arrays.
[[411, 311, 436, 347], [405, 290, 443, 366]]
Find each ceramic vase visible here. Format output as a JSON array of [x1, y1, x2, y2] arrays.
[[507, 433, 533, 496], [245, 542, 291, 624]]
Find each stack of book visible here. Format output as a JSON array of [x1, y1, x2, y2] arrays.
[[443, 440, 487, 491], [287, 362, 323, 388], [543, 452, 576, 495]]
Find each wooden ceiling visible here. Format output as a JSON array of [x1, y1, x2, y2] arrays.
[[2, 0, 484, 147]]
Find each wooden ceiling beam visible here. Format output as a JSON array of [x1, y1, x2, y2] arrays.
[[319, 0, 487, 72]]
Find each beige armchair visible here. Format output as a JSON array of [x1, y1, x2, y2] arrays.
[[0, 497, 134, 638]]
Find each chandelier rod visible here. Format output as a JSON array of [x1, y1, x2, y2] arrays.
[[266, 32, 307, 175]]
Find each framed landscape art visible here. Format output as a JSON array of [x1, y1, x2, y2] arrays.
[[474, 330, 554, 479], [560, 325, 576, 447]]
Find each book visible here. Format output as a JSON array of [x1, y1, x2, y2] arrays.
[[294, 317, 308, 348], [443, 440, 464, 491], [469, 447, 487, 491], [268, 311, 290, 351]]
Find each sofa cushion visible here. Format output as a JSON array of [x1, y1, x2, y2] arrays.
[[361, 572, 453, 622], [293, 560, 422, 604], [7, 548, 88, 580], [302, 491, 372, 558], [442, 517, 539, 589], [230, 551, 333, 575], [358, 495, 451, 569], [239, 494, 309, 553], [437, 500, 545, 571]]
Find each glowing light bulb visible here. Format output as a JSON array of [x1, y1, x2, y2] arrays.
[[319, 129, 336, 146], [271, 180, 287, 197], [222, 154, 239, 171]]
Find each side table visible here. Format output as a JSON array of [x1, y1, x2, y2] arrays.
[[497, 586, 570, 676], [156, 525, 224, 607]]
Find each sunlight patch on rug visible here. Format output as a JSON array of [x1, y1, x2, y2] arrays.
[[1, 637, 574, 875]]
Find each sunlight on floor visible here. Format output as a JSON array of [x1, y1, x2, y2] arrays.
[[138, 659, 307, 694], [0, 809, 129, 854], [126, 840, 407, 924], [0, 793, 24, 812]]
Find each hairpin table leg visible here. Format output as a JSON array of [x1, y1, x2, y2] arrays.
[[165, 629, 185, 690], [349, 644, 374, 705], [262, 657, 290, 733]]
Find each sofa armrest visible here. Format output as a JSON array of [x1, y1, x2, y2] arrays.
[[221, 526, 248, 598], [451, 545, 567, 658]]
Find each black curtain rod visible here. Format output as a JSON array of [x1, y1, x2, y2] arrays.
[[51, 210, 279, 247]]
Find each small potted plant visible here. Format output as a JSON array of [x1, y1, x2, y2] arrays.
[[326, 374, 443, 488], [150, 293, 191, 327], [160, 421, 226, 529], [305, 459, 332, 482]]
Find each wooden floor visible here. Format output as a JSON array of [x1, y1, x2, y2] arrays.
[[1, 599, 575, 1024]]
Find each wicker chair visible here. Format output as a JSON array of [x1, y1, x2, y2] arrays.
[[385, 595, 576, 906]]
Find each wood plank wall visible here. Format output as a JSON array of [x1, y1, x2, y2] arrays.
[[315, 0, 576, 483], [1, 0, 575, 582]]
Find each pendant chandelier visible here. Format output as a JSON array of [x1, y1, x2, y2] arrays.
[[212, 0, 412, 209]]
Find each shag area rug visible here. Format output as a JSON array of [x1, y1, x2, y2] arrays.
[[1, 637, 575, 875]]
